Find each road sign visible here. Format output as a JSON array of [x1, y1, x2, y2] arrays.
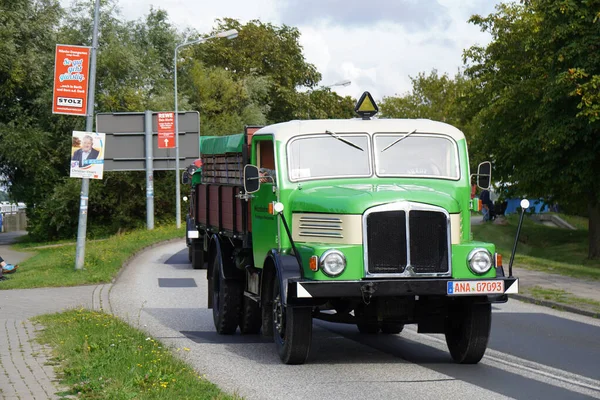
[[53, 44, 91, 116], [157, 112, 175, 149], [96, 111, 200, 171]]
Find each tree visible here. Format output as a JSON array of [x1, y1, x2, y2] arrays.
[[464, 1, 600, 258], [191, 18, 322, 123]]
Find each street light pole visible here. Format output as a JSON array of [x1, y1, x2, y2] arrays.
[[173, 29, 238, 228]]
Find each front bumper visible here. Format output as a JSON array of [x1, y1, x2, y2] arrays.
[[286, 277, 519, 305]]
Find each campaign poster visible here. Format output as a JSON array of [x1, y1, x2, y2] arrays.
[[70, 131, 105, 179], [53, 45, 91, 116]]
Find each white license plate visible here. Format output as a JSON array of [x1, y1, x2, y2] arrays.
[[447, 280, 504, 295]]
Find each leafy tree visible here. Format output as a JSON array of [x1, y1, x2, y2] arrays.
[[464, 1, 600, 258], [192, 18, 322, 123], [293, 89, 355, 120]]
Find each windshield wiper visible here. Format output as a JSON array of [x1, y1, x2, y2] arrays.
[[325, 130, 364, 152], [381, 129, 418, 152]]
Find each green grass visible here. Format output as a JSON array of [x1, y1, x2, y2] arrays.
[[472, 214, 600, 280], [526, 286, 600, 316], [34, 309, 237, 400], [0, 225, 184, 290]]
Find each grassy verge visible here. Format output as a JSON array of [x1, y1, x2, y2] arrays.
[[523, 286, 600, 316], [472, 214, 600, 280], [34, 309, 236, 399], [0, 225, 184, 290]]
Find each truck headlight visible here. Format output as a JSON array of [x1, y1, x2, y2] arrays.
[[320, 250, 346, 277], [467, 248, 493, 274]]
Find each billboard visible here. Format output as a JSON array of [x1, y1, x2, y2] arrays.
[[53, 44, 91, 116], [70, 131, 106, 179]]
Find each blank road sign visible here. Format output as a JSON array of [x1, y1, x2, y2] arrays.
[[96, 112, 200, 171]]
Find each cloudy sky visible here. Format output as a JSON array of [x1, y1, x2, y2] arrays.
[[63, 0, 503, 100]]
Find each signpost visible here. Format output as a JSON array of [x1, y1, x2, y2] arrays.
[[52, 45, 91, 116], [157, 112, 175, 149]]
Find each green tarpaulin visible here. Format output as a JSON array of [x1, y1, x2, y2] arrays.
[[199, 133, 244, 155]]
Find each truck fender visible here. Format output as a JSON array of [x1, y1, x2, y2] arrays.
[[261, 249, 302, 306], [207, 234, 243, 281]]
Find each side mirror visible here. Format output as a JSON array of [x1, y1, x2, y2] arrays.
[[477, 161, 491, 190], [182, 171, 190, 185], [244, 165, 260, 193]]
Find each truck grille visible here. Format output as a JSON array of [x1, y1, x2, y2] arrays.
[[366, 207, 450, 276]]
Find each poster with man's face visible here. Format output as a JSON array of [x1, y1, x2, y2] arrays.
[[70, 131, 106, 179]]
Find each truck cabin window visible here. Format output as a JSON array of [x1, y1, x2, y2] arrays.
[[258, 139, 276, 183], [288, 134, 371, 181], [374, 134, 459, 179]]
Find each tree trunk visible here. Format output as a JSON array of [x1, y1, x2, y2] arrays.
[[588, 199, 600, 259]]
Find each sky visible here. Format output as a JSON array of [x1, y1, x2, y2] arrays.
[[61, 0, 503, 101]]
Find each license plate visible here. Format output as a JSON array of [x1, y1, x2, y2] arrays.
[[447, 280, 504, 295]]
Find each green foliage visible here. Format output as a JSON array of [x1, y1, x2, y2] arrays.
[[0, 224, 183, 290], [465, 1, 600, 257], [34, 309, 235, 399]]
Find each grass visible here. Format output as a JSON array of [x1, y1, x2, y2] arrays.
[[33, 309, 236, 400], [472, 214, 600, 280], [0, 225, 184, 290], [525, 286, 600, 316]]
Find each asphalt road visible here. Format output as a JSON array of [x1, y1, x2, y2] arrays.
[[109, 241, 600, 400]]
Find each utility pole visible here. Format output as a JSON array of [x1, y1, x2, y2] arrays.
[[74, 0, 100, 270]]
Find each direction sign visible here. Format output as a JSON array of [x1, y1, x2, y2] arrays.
[[157, 112, 175, 149], [52, 44, 91, 116]]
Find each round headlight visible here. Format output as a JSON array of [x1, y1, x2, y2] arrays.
[[320, 250, 346, 277], [468, 248, 493, 274]]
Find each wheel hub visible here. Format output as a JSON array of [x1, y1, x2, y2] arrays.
[[273, 293, 284, 336]]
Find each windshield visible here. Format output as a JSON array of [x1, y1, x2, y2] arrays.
[[374, 134, 459, 179], [288, 134, 371, 181]]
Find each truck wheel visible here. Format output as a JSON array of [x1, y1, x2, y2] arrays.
[[380, 323, 404, 334], [212, 256, 242, 334], [445, 302, 491, 364], [272, 276, 312, 364], [240, 296, 262, 334], [191, 240, 205, 269], [356, 323, 379, 334], [188, 245, 192, 263]]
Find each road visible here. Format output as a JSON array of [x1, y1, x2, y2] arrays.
[[109, 241, 600, 400]]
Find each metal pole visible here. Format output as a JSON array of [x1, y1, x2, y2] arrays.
[[174, 46, 181, 228], [75, 0, 100, 270], [145, 110, 155, 229], [508, 207, 527, 277]]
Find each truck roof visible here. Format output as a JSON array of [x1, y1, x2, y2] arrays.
[[254, 118, 466, 142]]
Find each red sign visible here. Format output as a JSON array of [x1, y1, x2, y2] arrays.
[[157, 112, 175, 149], [52, 44, 91, 116]]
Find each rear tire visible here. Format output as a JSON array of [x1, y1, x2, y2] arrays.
[[445, 301, 491, 364], [191, 240, 205, 269], [273, 275, 312, 364], [356, 323, 379, 334], [212, 256, 242, 334], [240, 296, 262, 334], [380, 323, 404, 334]]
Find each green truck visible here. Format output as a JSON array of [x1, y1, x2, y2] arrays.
[[183, 93, 519, 365]]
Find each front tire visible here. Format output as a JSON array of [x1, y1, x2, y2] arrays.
[[445, 301, 491, 364], [273, 275, 312, 364], [212, 256, 242, 334], [380, 323, 404, 334]]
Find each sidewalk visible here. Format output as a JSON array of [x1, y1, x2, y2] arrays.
[[0, 232, 599, 399]]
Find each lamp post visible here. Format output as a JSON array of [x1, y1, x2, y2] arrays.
[[173, 29, 238, 228], [323, 79, 351, 89]]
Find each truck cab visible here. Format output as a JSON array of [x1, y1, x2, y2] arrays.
[[187, 93, 519, 365]]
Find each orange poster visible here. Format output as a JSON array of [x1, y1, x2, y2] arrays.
[[157, 112, 175, 149], [52, 44, 91, 116]]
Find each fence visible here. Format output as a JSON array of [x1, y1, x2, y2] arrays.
[[1, 211, 27, 232]]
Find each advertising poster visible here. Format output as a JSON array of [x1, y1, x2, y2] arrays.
[[53, 44, 91, 116], [70, 131, 106, 179], [157, 112, 175, 149]]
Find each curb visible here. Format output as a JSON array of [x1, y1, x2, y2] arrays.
[[510, 294, 600, 319]]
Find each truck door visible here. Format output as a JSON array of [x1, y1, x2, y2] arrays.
[[251, 136, 279, 268]]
